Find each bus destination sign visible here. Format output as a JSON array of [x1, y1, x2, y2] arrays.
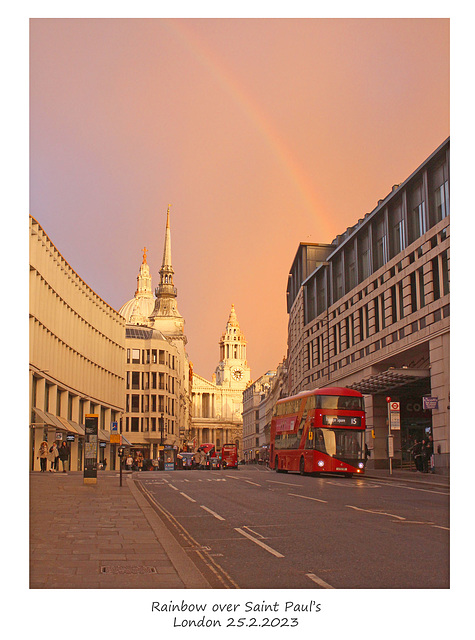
[[323, 415, 361, 427]]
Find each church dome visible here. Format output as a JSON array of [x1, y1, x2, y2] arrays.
[[119, 296, 155, 323]]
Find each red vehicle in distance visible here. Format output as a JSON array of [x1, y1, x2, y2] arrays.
[[221, 443, 238, 469]]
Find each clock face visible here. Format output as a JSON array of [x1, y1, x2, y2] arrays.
[[232, 368, 243, 381]]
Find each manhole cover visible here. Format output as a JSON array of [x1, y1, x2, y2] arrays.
[[101, 565, 157, 575]]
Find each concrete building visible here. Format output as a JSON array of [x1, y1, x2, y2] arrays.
[[286, 138, 450, 474], [243, 360, 287, 463], [191, 305, 251, 457], [29, 216, 125, 471], [119, 209, 192, 464]]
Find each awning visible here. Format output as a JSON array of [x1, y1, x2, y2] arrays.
[[347, 368, 430, 395], [33, 408, 67, 432], [33, 409, 85, 436]]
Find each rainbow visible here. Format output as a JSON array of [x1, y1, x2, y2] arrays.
[[163, 19, 334, 239]]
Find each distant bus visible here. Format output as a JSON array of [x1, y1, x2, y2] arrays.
[[270, 387, 366, 478], [221, 443, 238, 469]]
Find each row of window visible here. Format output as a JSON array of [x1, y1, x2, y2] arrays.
[[306, 248, 449, 366], [124, 416, 175, 434], [126, 370, 175, 392], [126, 347, 176, 368], [125, 393, 175, 415], [304, 169, 449, 322]]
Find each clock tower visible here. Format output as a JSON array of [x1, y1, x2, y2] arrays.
[[214, 304, 251, 389]]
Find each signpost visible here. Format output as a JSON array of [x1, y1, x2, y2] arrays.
[[386, 398, 400, 475], [84, 414, 98, 484]]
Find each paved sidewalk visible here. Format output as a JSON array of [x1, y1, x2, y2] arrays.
[[29, 471, 211, 589], [363, 467, 450, 488]]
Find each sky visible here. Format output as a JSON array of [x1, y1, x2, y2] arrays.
[[29, 17, 449, 381]]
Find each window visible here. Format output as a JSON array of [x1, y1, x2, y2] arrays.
[[131, 395, 140, 412], [358, 233, 370, 282], [131, 372, 140, 389], [131, 417, 139, 432], [374, 218, 388, 270], [132, 349, 140, 364]]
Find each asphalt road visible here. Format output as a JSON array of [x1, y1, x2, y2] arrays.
[[137, 465, 449, 589]]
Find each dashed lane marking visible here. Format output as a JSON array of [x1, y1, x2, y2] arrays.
[[306, 573, 335, 589], [180, 492, 196, 503], [289, 493, 328, 504], [200, 505, 225, 521], [234, 528, 284, 558]]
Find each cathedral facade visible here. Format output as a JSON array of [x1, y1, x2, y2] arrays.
[[190, 305, 251, 459]]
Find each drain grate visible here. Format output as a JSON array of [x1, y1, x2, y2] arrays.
[[101, 565, 157, 575]]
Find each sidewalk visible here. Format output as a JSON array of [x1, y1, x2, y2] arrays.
[[29, 471, 211, 589], [364, 467, 450, 488]]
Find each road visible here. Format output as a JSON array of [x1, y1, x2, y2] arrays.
[[136, 465, 449, 589]]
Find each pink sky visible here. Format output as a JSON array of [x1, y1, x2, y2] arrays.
[[30, 18, 449, 380]]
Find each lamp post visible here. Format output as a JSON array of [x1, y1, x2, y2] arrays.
[[160, 412, 164, 471]]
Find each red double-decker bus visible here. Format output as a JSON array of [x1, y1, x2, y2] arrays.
[[221, 443, 238, 469], [270, 387, 366, 478]]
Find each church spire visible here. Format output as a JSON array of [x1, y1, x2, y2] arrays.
[[149, 205, 185, 336]]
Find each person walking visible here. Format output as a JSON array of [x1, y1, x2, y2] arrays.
[[126, 455, 133, 470], [427, 435, 435, 473], [58, 441, 70, 473], [411, 439, 423, 472], [37, 441, 48, 472], [48, 442, 59, 472]]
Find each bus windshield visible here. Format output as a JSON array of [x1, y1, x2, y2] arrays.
[[311, 428, 364, 459]]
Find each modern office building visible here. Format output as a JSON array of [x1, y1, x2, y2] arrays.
[[286, 138, 450, 474], [29, 216, 125, 471]]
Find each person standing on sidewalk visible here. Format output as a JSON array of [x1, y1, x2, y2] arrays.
[[58, 441, 70, 473], [37, 441, 48, 472], [48, 442, 59, 472]]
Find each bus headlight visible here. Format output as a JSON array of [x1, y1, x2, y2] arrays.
[[317, 460, 324, 467], [358, 462, 364, 469]]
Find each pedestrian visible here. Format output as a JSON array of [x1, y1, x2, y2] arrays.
[[102, 458, 107, 470], [37, 441, 48, 472], [126, 455, 133, 470], [412, 439, 423, 472], [48, 442, 59, 472], [421, 438, 430, 473], [427, 435, 435, 473], [136, 452, 143, 471], [58, 441, 70, 473], [365, 443, 370, 463]]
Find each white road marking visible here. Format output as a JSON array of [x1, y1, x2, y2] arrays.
[[235, 528, 284, 558], [289, 493, 328, 504], [242, 526, 265, 539], [180, 492, 196, 503], [200, 505, 225, 521], [306, 573, 335, 589], [168, 484, 178, 491], [267, 480, 302, 487], [346, 505, 406, 520], [245, 480, 261, 486]]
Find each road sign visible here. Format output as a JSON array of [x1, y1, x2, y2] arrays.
[[390, 401, 400, 412], [84, 414, 98, 485]]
